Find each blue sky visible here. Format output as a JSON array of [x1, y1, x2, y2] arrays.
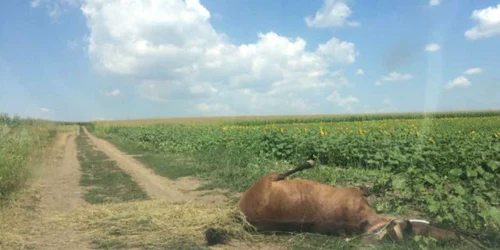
[[0, 0, 499, 122]]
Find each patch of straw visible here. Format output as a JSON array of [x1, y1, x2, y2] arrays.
[[55, 200, 257, 248]]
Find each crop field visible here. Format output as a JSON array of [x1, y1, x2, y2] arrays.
[[1, 111, 499, 249], [90, 112, 500, 247]]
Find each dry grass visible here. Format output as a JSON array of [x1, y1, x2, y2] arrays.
[[55, 200, 262, 249], [0, 186, 41, 249], [91, 114, 349, 126]]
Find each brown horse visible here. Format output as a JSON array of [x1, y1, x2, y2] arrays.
[[235, 160, 461, 243]]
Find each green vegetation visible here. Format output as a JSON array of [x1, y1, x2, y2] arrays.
[[90, 112, 500, 248], [76, 127, 149, 204], [0, 113, 58, 205]]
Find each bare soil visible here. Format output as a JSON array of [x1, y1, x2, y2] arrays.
[[82, 127, 227, 204]]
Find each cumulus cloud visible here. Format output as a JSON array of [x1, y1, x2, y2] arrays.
[[445, 76, 471, 89], [465, 4, 500, 40], [316, 38, 357, 64], [429, 0, 441, 7], [375, 71, 413, 86], [356, 69, 364, 75], [425, 43, 440, 52], [327, 91, 359, 110], [305, 0, 360, 28], [80, 0, 359, 114], [464, 67, 483, 75]]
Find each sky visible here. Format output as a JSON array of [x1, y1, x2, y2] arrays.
[[0, 0, 499, 122]]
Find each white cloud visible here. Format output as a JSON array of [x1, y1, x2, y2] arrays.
[[31, 0, 43, 7], [136, 81, 175, 103], [305, 0, 360, 28], [100, 88, 121, 97], [382, 72, 413, 82], [356, 69, 364, 75], [465, 4, 500, 40], [38, 107, 52, 113], [429, 0, 441, 7], [445, 76, 471, 89], [30, 0, 81, 18], [196, 103, 230, 113], [425, 43, 440, 52], [327, 91, 359, 110], [375, 71, 413, 86], [189, 82, 218, 96], [36, 107, 54, 120], [80, 0, 359, 114], [464, 67, 483, 75], [316, 38, 357, 64], [383, 98, 392, 105]]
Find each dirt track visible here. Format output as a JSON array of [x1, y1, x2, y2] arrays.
[[28, 128, 90, 249], [0, 127, 91, 249], [1, 126, 231, 249], [82, 127, 226, 204]]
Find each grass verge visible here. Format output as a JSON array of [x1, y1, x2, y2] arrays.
[[76, 127, 149, 204], [0, 122, 58, 206]]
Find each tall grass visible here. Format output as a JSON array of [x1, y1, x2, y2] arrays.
[[0, 113, 58, 205]]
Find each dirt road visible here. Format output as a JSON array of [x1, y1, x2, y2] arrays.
[[0, 127, 90, 250], [82, 127, 226, 204], [28, 128, 89, 249]]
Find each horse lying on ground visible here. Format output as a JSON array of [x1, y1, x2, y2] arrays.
[[206, 160, 462, 246]]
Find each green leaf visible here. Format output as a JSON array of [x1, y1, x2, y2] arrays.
[[486, 161, 499, 171], [466, 166, 478, 177], [453, 184, 466, 195], [423, 174, 435, 184], [450, 168, 463, 177], [428, 203, 439, 213], [391, 175, 406, 190]]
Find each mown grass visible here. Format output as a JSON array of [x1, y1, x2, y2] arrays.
[[76, 127, 149, 204], [58, 200, 470, 250], [0, 114, 58, 206]]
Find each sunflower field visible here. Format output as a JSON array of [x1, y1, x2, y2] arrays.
[[91, 113, 500, 243]]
